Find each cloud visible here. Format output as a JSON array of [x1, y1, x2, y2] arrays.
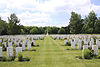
[[17, 11, 52, 26], [0, 0, 100, 27]]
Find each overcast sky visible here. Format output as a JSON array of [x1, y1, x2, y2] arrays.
[[0, 0, 100, 27]]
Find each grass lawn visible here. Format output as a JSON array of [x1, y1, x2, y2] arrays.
[[0, 36, 100, 67]]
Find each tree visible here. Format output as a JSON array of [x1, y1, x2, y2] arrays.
[[58, 27, 66, 34], [38, 27, 44, 34], [44, 27, 52, 34], [94, 17, 100, 33], [64, 25, 70, 34], [0, 19, 8, 35], [7, 13, 21, 35], [30, 27, 38, 34], [20, 29, 25, 34], [51, 26, 59, 34], [82, 11, 97, 34], [69, 12, 83, 34]]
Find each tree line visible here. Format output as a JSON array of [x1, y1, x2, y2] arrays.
[[0, 11, 100, 35], [0, 13, 67, 35]]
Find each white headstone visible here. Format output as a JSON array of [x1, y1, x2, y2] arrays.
[[84, 41, 88, 45], [71, 42, 75, 48], [90, 41, 93, 46], [0, 39, 2, 42], [92, 45, 98, 55], [16, 47, 22, 56], [64, 40, 67, 45], [83, 45, 88, 50], [27, 41, 31, 49], [22, 42, 25, 50], [2, 42, 6, 47], [8, 42, 12, 47], [0, 47, 3, 57], [7, 47, 13, 57], [78, 41, 82, 49], [96, 39, 99, 45]]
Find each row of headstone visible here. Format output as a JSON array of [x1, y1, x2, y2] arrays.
[[62, 35, 100, 50], [0, 47, 22, 57], [83, 45, 98, 55], [0, 35, 45, 43], [0, 35, 46, 58], [0, 42, 32, 50]]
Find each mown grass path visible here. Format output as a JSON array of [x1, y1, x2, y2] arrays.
[[0, 36, 100, 67]]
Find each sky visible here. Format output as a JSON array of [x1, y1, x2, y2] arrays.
[[0, 0, 100, 27]]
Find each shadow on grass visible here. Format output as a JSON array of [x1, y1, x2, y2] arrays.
[[76, 55, 100, 60], [32, 45, 39, 47], [18, 58, 30, 62], [76, 56, 92, 60], [61, 45, 68, 46], [23, 49, 36, 51], [66, 49, 78, 50]]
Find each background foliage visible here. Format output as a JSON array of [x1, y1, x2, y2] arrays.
[[0, 11, 100, 35]]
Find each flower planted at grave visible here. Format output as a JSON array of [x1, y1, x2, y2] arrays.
[[82, 49, 91, 59], [17, 52, 23, 61], [90, 50, 95, 57]]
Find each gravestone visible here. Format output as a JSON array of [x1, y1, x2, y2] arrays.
[[96, 39, 99, 45], [2, 42, 7, 48], [16, 42, 19, 47], [22, 42, 25, 50], [71, 41, 75, 48], [64, 40, 67, 45], [83, 45, 88, 50], [92, 45, 98, 55], [84, 41, 88, 45], [91, 38, 94, 44], [7, 47, 13, 57], [16, 47, 22, 56], [90, 41, 93, 46], [8, 42, 12, 47], [27, 41, 31, 49], [78, 40, 82, 49], [0, 39, 2, 42], [0, 47, 3, 57]]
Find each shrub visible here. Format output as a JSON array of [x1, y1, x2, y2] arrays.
[[66, 42, 71, 46], [82, 49, 91, 59], [0, 56, 7, 61], [82, 41, 84, 46], [90, 50, 95, 57], [13, 49, 16, 60], [13, 44, 16, 47], [7, 57, 13, 61], [17, 52, 23, 61]]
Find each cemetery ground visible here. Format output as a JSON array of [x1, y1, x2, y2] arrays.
[[0, 36, 100, 67]]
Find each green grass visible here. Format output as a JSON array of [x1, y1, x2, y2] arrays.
[[0, 36, 100, 67]]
